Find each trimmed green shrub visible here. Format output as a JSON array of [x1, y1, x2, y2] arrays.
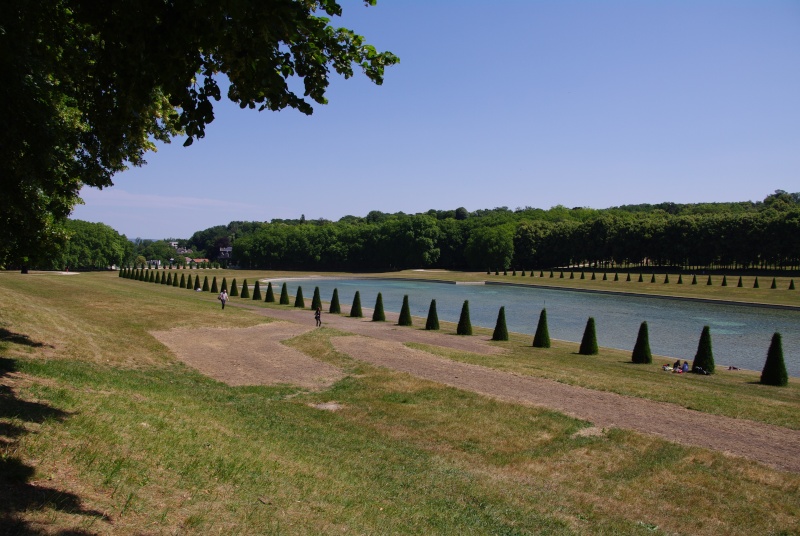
[[691, 274, 697, 285], [193, 275, 200, 290], [721, 275, 727, 287], [265, 282, 275, 302], [737, 276, 743, 288], [521, 270, 526, 276], [569, 272, 574, 279], [154, 271, 161, 284], [240, 279, 250, 299], [614, 273, 619, 281], [221, 278, 228, 292], [770, 277, 777, 289], [580, 272, 585, 280], [512, 269, 516, 276], [372, 293, 386, 322], [495, 270, 499, 276], [692, 326, 715, 374], [210, 276, 218, 293], [350, 291, 363, 317], [311, 287, 321, 311], [398, 295, 412, 326], [549, 271, 554, 278], [487, 269, 491, 275], [706, 275, 713, 286], [252, 280, 262, 300], [161, 272, 168, 285], [626, 273, 631, 282], [590, 272, 595, 280], [202, 276, 209, 292], [631, 321, 652, 364], [559, 271, 564, 279], [578, 317, 599, 355], [540, 271, 544, 277], [677, 274, 683, 284], [790, 279, 796, 290], [329, 288, 341, 314], [649, 274, 655, 283], [491, 306, 508, 341], [179, 273, 186, 288], [149, 271, 156, 283], [760, 333, 788, 386], [293, 285, 303, 307], [165, 273, 172, 286], [172, 273, 178, 287], [425, 299, 440, 330], [279, 282, 289, 304], [602, 273, 607, 281], [456, 300, 472, 335], [503, 269, 507, 276], [753, 277, 760, 289], [638, 273, 644, 283], [532, 308, 550, 348], [230, 278, 239, 296], [664, 274, 669, 284]]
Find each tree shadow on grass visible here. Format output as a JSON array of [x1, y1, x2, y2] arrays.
[[0, 357, 108, 535], [0, 329, 53, 349]]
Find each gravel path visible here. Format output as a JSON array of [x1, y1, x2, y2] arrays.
[[171, 302, 800, 473]]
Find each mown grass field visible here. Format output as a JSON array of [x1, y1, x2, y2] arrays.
[[1, 269, 798, 535]]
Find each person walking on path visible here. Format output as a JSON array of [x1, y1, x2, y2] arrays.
[[314, 307, 322, 327], [218, 289, 228, 310]]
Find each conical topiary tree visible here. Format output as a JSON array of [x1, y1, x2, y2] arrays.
[[398, 295, 412, 326], [265, 282, 275, 302], [664, 274, 669, 284], [677, 274, 683, 284], [149, 271, 156, 283], [550, 271, 554, 278], [760, 332, 788, 386], [580, 271, 585, 279], [691, 274, 697, 285], [569, 272, 574, 279], [210, 276, 218, 293], [790, 279, 796, 290], [491, 306, 508, 341], [179, 273, 186, 288], [252, 280, 262, 301], [770, 277, 777, 289], [221, 277, 228, 292], [532, 308, 550, 348], [706, 275, 712, 286], [521, 270, 526, 277], [166, 273, 172, 286], [372, 293, 386, 321], [229, 278, 238, 296], [692, 326, 714, 374], [559, 271, 564, 279], [202, 275, 209, 291], [155, 271, 161, 284], [579, 317, 599, 355], [329, 288, 341, 314], [162, 272, 168, 285], [753, 277, 760, 289], [279, 282, 289, 304], [456, 300, 472, 335], [631, 321, 652, 364], [602, 273, 608, 281], [240, 279, 250, 299], [350, 291, 363, 317], [193, 275, 200, 290], [293, 286, 304, 307], [721, 275, 728, 287], [626, 273, 631, 282], [311, 287, 322, 311], [649, 273, 655, 283], [172, 272, 179, 287], [614, 273, 619, 281], [737, 276, 743, 288], [540, 270, 544, 277], [591, 272, 596, 280], [425, 299, 440, 330]]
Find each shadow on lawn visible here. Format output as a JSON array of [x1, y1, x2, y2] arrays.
[[0, 356, 107, 535]]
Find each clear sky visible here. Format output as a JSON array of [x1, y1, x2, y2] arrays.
[[71, 0, 800, 240]]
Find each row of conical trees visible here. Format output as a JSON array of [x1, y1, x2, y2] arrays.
[[488, 269, 797, 290], [120, 270, 789, 387]]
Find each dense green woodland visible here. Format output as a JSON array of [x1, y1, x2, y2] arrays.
[[36, 191, 800, 273]]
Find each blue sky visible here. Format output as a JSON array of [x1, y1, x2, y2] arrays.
[[72, 0, 800, 240]]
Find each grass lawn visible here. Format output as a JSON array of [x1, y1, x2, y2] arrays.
[[1, 269, 798, 534]]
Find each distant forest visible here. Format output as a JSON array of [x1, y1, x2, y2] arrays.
[[48, 190, 800, 273]]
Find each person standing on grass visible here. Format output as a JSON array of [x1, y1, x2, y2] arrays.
[[218, 289, 228, 310], [315, 307, 322, 327]]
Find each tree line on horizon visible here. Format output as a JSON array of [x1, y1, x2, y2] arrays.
[[24, 191, 800, 272]]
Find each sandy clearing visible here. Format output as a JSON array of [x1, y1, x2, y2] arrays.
[[151, 322, 344, 389]]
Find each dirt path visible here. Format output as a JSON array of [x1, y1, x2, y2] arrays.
[[160, 302, 800, 473]]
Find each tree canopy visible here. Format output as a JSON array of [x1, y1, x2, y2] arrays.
[[0, 0, 398, 269]]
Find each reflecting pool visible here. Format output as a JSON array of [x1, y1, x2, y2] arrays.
[[270, 277, 800, 376]]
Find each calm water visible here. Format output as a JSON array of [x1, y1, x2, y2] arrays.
[[270, 278, 800, 376]]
